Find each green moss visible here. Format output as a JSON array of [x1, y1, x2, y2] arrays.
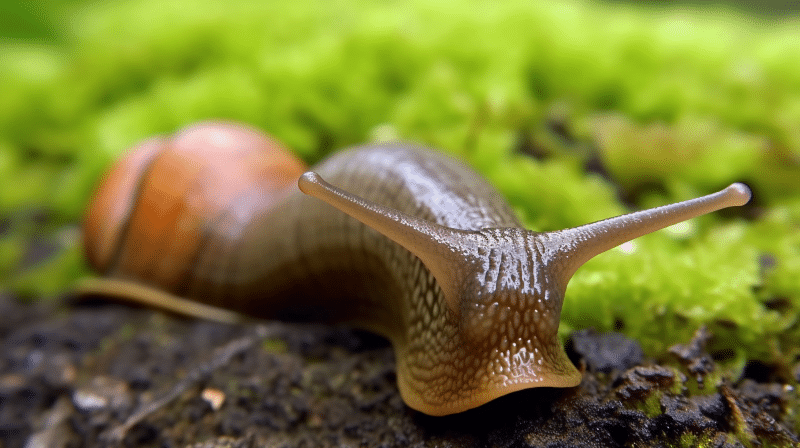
[[639, 392, 663, 419], [261, 338, 288, 354], [0, 0, 798, 389], [0, 233, 25, 288], [10, 243, 89, 299], [677, 433, 725, 448]]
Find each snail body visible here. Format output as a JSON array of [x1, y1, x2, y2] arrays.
[[82, 122, 751, 415]]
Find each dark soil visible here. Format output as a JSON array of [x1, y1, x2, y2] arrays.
[[0, 292, 797, 448]]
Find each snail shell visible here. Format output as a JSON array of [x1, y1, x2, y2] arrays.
[[84, 122, 306, 295]]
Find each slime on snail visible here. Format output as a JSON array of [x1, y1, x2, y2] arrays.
[[80, 122, 752, 416]]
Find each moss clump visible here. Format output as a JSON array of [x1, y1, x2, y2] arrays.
[[261, 338, 289, 355], [0, 0, 798, 381]]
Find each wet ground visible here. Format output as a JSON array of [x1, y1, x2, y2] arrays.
[[0, 291, 797, 448]]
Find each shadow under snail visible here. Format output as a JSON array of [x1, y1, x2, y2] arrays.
[[79, 121, 752, 416]]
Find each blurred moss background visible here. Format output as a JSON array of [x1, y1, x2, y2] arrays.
[[1, 0, 798, 373]]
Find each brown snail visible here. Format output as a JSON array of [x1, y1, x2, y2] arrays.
[[81, 121, 752, 415]]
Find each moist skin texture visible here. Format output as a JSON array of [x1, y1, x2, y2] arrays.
[[232, 144, 583, 415], [83, 141, 751, 416]]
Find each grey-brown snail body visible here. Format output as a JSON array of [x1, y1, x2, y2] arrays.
[[81, 122, 752, 415]]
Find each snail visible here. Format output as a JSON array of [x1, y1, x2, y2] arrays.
[[80, 121, 752, 416]]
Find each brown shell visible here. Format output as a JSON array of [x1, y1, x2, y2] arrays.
[[84, 121, 306, 293]]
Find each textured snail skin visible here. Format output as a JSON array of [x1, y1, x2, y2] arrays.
[[82, 127, 752, 416]]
